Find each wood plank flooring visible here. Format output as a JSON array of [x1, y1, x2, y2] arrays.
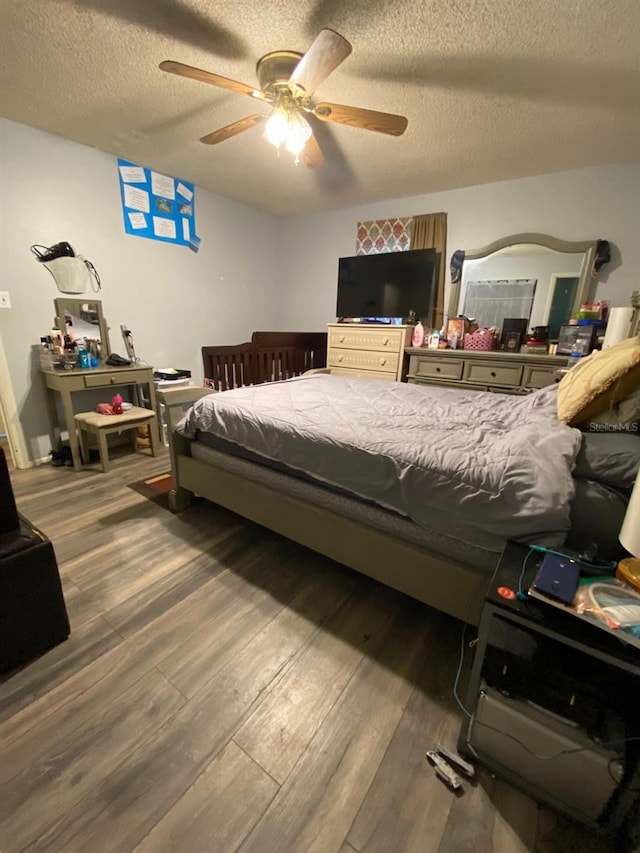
[[0, 451, 613, 852]]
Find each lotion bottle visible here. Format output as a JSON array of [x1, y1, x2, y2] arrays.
[[412, 320, 425, 347]]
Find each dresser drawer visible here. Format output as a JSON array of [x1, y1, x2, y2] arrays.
[[523, 366, 562, 389], [330, 366, 397, 382], [410, 356, 463, 381], [329, 327, 405, 353], [329, 349, 399, 374], [83, 370, 146, 388], [463, 362, 523, 387]]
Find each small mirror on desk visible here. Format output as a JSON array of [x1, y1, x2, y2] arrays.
[[54, 298, 111, 357]]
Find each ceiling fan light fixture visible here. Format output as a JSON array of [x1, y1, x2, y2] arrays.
[[285, 112, 312, 155], [264, 107, 289, 148], [159, 28, 407, 166]]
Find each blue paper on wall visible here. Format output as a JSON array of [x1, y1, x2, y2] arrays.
[[117, 158, 200, 248]]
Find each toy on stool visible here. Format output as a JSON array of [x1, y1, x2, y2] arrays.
[[112, 393, 123, 415]]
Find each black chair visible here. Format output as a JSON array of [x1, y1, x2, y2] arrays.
[[0, 448, 70, 673]]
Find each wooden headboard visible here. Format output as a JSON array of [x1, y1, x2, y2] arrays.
[[202, 331, 327, 391]]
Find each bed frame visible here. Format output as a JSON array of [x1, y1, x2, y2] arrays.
[[159, 386, 492, 626]]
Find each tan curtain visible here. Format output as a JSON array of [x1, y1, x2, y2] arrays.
[[410, 212, 447, 328]]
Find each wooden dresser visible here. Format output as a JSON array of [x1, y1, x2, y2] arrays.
[[327, 324, 413, 381], [405, 347, 568, 394]]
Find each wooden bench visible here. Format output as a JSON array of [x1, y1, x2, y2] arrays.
[[202, 331, 327, 391], [74, 406, 160, 472]]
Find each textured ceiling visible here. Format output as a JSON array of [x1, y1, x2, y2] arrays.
[[1, 0, 639, 215]]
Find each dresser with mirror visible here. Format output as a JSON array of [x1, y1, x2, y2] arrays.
[[407, 232, 609, 393]]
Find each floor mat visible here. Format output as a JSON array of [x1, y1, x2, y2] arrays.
[[127, 472, 174, 510]]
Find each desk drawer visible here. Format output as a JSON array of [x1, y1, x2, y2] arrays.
[[329, 327, 405, 353], [329, 349, 399, 374], [463, 362, 523, 387], [411, 356, 463, 381], [523, 366, 562, 389], [83, 370, 146, 388]]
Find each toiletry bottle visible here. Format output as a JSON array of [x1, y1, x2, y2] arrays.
[[112, 393, 123, 414], [412, 320, 425, 347], [78, 347, 90, 370]]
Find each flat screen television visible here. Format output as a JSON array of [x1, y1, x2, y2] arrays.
[[336, 248, 439, 323]]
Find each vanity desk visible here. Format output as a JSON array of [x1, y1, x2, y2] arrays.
[[42, 365, 159, 471], [406, 347, 567, 394]]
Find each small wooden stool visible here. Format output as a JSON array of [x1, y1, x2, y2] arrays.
[[74, 406, 160, 472]]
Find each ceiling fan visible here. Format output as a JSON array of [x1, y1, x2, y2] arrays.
[[159, 28, 408, 167]]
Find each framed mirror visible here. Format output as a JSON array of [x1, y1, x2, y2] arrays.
[[447, 234, 608, 340], [54, 298, 111, 356]]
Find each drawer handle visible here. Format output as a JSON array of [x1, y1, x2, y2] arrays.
[[380, 358, 386, 366], [110, 377, 116, 384], [339, 335, 345, 343], [382, 337, 389, 346], [490, 371, 497, 378], [435, 367, 441, 373], [338, 354, 344, 362]]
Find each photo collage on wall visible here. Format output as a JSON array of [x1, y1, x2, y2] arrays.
[[117, 158, 201, 252]]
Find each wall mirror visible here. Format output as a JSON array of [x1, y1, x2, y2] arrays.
[[447, 234, 608, 339], [54, 298, 111, 355]]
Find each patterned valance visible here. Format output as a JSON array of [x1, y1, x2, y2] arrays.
[[356, 218, 412, 255]]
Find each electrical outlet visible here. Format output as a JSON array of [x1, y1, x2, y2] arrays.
[[0, 291, 11, 309]]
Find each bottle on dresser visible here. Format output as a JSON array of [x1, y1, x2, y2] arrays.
[[412, 321, 425, 347], [567, 342, 584, 367]]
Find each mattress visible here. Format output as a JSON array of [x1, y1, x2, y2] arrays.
[[177, 374, 582, 547]]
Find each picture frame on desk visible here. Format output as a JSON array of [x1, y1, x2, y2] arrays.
[[505, 332, 522, 352]]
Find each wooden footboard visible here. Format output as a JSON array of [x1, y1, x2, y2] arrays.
[[159, 382, 489, 625], [178, 452, 488, 624]]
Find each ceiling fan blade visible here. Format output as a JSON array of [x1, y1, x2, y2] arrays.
[[160, 60, 264, 99], [302, 134, 324, 168], [288, 29, 352, 95], [200, 114, 267, 145], [313, 102, 408, 136]]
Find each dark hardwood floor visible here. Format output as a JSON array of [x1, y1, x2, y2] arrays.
[[1, 451, 612, 852]]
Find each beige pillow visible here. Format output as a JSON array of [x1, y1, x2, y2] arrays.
[[557, 335, 640, 425]]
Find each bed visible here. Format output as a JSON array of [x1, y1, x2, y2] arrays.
[[158, 370, 638, 626]]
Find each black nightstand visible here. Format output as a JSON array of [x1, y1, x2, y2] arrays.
[[458, 541, 640, 845]]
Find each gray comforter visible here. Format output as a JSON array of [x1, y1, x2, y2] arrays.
[[177, 375, 582, 545]]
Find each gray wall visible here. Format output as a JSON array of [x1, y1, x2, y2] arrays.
[[275, 163, 640, 331], [0, 118, 282, 461]]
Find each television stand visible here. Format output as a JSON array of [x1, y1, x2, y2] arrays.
[[327, 323, 413, 381], [337, 318, 398, 325]]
